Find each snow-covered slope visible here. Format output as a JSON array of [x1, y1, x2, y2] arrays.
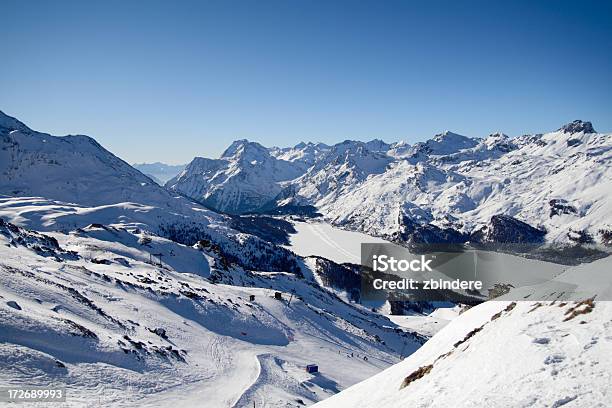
[[0, 110, 313, 277], [0, 111, 175, 207], [314, 298, 612, 407], [0, 218, 419, 407], [269, 142, 331, 172], [0, 110, 256, 266]]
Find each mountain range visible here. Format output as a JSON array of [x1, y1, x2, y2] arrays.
[[167, 120, 611, 247]]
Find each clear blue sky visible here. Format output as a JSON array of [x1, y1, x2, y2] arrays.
[[1, 0, 611, 164]]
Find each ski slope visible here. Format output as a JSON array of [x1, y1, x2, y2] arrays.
[[0, 219, 418, 407]]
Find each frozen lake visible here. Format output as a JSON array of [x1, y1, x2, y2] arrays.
[[285, 221, 389, 264]]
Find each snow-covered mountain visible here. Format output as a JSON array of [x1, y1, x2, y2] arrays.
[[132, 162, 186, 185], [171, 120, 611, 246], [0, 111, 311, 274], [0, 111, 175, 207], [269, 141, 331, 172], [290, 140, 394, 206], [166, 140, 304, 214]]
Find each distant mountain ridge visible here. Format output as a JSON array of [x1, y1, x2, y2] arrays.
[[132, 162, 186, 184], [169, 120, 611, 246]]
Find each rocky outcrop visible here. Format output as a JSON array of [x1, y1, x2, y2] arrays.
[[470, 215, 546, 245], [397, 216, 468, 246], [0, 218, 77, 259], [548, 199, 578, 217], [558, 120, 595, 134]]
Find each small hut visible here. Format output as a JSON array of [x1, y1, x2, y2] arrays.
[[305, 364, 318, 373]]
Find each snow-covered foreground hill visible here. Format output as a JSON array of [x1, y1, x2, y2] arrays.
[[314, 299, 612, 407], [0, 219, 420, 407]]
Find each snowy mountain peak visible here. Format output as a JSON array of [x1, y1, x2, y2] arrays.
[[480, 132, 514, 151], [331, 140, 374, 156], [414, 131, 479, 156], [293, 141, 329, 149], [431, 130, 475, 144], [487, 131, 508, 139], [0, 113, 178, 207], [168, 139, 304, 214], [182, 156, 224, 173], [558, 120, 595, 134], [364, 139, 391, 152], [220, 139, 267, 158]]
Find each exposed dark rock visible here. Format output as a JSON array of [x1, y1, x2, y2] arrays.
[[149, 327, 168, 339], [397, 217, 468, 246], [549, 199, 578, 217], [400, 364, 433, 389], [470, 215, 546, 245], [453, 324, 484, 348], [91, 258, 112, 265], [599, 229, 612, 247], [63, 319, 98, 339], [6, 300, 21, 310], [567, 229, 594, 244], [0, 218, 78, 260], [487, 283, 514, 300], [558, 120, 595, 134]]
